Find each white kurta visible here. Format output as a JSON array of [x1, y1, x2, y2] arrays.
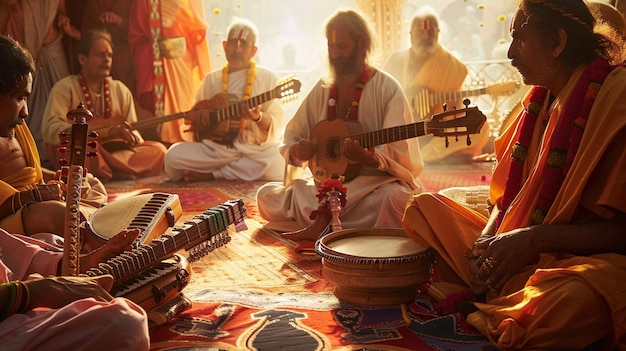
[[164, 66, 286, 181], [42, 76, 139, 145], [256, 69, 425, 230]]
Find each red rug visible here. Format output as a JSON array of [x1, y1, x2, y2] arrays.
[[147, 221, 494, 351], [103, 164, 496, 350]]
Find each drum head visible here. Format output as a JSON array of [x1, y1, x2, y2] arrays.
[[317, 227, 428, 263]]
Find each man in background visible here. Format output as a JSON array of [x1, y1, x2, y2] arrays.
[[385, 6, 490, 163], [257, 9, 423, 241], [42, 29, 166, 182], [164, 17, 285, 183]]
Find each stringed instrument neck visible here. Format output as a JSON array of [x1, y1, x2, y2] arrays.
[[310, 104, 487, 183], [84, 199, 247, 284], [60, 103, 94, 276]]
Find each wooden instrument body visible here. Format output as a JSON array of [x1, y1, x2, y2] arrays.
[[111, 253, 191, 313], [193, 93, 243, 145], [308, 105, 487, 183], [310, 119, 364, 182], [316, 227, 433, 305], [86, 192, 183, 243], [85, 199, 247, 313]]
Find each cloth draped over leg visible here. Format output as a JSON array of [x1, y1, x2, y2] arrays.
[[402, 64, 626, 349], [0, 229, 149, 351]]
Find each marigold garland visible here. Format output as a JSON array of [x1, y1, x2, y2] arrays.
[[496, 58, 613, 229], [222, 59, 256, 100]]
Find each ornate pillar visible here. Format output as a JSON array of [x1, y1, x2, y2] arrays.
[[355, 0, 408, 65]]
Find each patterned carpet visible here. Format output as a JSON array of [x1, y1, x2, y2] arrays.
[[104, 162, 496, 351]]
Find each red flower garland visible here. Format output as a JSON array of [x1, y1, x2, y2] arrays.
[[497, 58, 613, 229], [309, 178, 347, 220], [327, 66, 371, 121]]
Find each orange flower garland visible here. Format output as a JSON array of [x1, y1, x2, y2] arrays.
[[222, 59, 256, 100]]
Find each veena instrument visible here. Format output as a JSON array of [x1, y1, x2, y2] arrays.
[[85, 199, 247, 313], [406, 81, 519, 119], [309, 101, 487, 183]]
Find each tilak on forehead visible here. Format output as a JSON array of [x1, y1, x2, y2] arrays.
[[331, 29, 337, 44], [229, 28, 251, 41]]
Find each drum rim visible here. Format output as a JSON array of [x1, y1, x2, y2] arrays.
[[315, 227, 432, 264]]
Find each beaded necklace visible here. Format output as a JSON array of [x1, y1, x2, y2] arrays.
[[327, 66, 371, 121], [496, 58, 612, 229], [78, 73, 111, 119], [222, 59, 257, 100]]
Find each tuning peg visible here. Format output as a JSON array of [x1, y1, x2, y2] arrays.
[[87, 140, 98, 149], [87, 152, 98, 158], [59, 158, 69, 167], [442, 102, 447, 112], [66, 102, 94, 122], [57, 145, 68, 154], [445, 136, 449, 148], [466, 135, 472, 146], [463, 99, 470, 108], [89, 131, 99, 138]]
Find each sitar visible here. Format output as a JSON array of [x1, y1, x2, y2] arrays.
[[309, 102, 487, 183]]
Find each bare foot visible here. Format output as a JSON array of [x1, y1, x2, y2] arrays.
[[183, 170, 215, 182], [281, 213, 331, 241]]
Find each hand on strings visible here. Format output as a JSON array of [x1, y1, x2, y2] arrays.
[[108, 124, 139, 145], [183, 109, 212, 132], [80, 228, 141, 273], [25, 275, 116, 310], [290, 139, 317, 163], [343, 139, 378, 168], [241, 102, 262, 123]]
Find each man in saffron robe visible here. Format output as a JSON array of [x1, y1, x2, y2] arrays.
[[42, 29, 166, 182], [256, 10, 423, 241], [128, 0, 211, 145], [385, 6, 490, 163], [402, 0, 626, 349], [164, 18, 285, 183]]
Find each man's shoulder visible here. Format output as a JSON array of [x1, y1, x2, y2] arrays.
[[51, 75, 77, 89]]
